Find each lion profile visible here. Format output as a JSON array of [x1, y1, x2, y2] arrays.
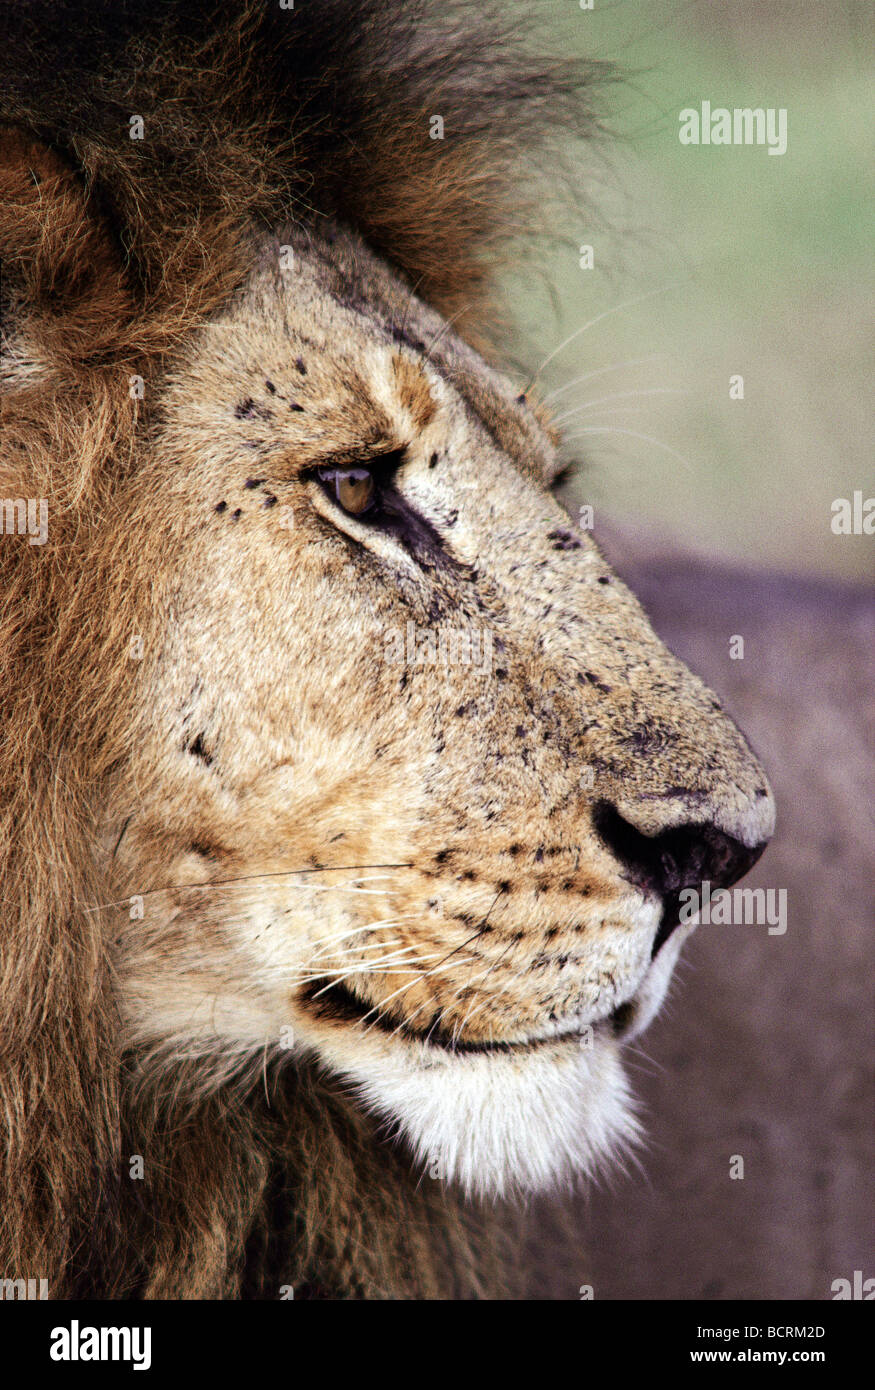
[[0, 1, 773, 1299]]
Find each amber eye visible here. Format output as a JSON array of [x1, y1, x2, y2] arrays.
[[317, 465, 375, 516]]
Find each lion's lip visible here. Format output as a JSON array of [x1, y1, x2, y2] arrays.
[[298, 976, 637, 1054]]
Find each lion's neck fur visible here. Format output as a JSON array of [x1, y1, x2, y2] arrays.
[[117, 1061, 520, 1300]]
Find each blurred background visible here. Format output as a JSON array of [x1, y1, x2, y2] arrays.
[[501, 0, 873, 1301], [506, 0, 872, 582]]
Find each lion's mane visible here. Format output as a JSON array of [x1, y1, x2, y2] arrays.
[[0, 0, 606, 1297]]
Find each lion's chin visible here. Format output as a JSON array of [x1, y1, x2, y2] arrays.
[[307, 1029, 640, 1200]]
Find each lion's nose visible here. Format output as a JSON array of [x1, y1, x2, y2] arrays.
[[592, 800, 769, 957]]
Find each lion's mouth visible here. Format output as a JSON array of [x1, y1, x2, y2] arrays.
[[298, 977, 639, 1052]]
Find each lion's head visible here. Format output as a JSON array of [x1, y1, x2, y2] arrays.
[[112, 225, 774, 1198], [1, 0, 774, 1294]]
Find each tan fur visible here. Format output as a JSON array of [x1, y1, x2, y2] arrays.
[[0, 4, 773, 1299]]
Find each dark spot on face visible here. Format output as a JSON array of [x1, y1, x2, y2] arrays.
[[434, 849, 451, 866], [296, 357, 307, 375], [289, 401, 304, 412], [244, 478, 264, 489], [516, 393, 526, 405], [232, 508, 242, 520], [389, 324, 426, 353], [263, 494, 278, 507], [515, 725, 526, 738], [497, 879, 511, 894], [584, 671, 613, 694], [214, 500, 227, 513], [626, 727, 657, 753], [429, 452, 439, 469], [561, 879, 574, 892], [189, 838, 221, 859], [508, 844, 522, 857], [534, 847, 545, 864], [495, 668, 508, 681], [265, 380, 276, 394], [461, 869, 476, 882], [185, 732, 213, 766], [239, 399, 272, 423], [544, 926, 560, 940], [547, 527, 582, 552], [597, 575, 613, 585]]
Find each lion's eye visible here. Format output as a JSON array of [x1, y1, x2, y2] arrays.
[[317, 466, 375, 517]]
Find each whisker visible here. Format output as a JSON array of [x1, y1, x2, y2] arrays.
[[306, 957, 439, 997], [423, 302, 472, 362], [553, 387, 687, 426], [80, 862, 414, 913], [305, 943, 408, 970], [396, 271, 426, 342], [306, 914, 417, 950], [306, 919, 416, 957], [522, 283, 682, 394], [310, 936, 406, 960], [335, 958, 479, 1036], [540, 354, 663, 405], [453, 937, 518, 1038], [561, 426, 694, 471]]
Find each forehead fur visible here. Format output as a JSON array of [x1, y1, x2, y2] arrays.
[[159, 229, 560, 491]]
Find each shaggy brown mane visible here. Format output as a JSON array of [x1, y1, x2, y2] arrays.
[[0, 0, 608, 1297]]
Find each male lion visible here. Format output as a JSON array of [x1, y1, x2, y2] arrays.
[[0, 1, 774, 1298]]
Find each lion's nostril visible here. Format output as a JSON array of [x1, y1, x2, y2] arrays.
[[609, 1000, 638, 1038], [592, 800, 769, 956]]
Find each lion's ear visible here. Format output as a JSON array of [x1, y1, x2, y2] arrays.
[[0, 128, 128, 1296], [0, 126, 134, 382], [0, 125, 143, 510]]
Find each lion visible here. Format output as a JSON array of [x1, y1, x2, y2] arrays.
[[0, 1, 774, 1299]]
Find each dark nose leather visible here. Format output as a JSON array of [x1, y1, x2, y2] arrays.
[[592, 801, 768, 958]]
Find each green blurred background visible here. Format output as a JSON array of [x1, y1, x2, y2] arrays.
[[505, 0, 872, 581]]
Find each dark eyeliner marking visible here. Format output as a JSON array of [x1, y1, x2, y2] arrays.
[[311, 448, 469, 577]]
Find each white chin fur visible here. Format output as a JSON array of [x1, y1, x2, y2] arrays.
[[311, 1031, 640, 1200]]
